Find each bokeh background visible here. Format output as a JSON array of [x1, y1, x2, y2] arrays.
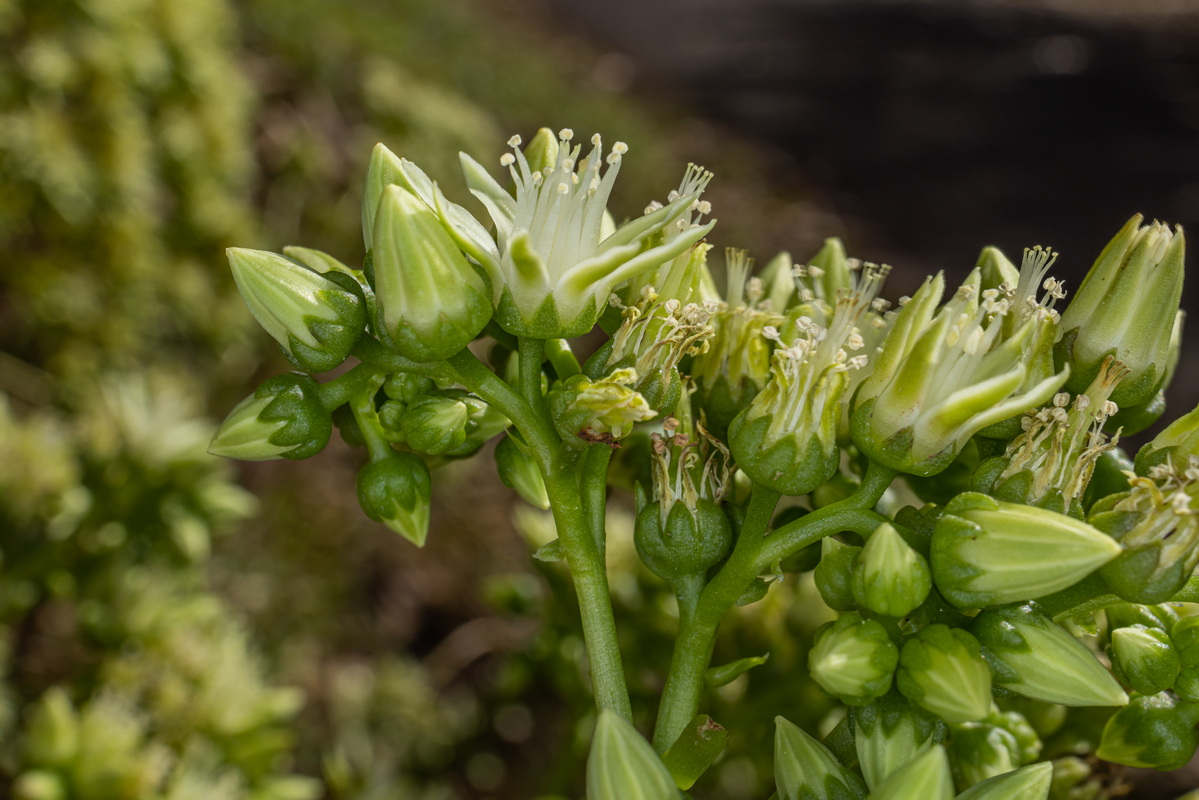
[[2, 0, 1198, 798]]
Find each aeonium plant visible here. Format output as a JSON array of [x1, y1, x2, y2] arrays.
[[211, 127, 1199, 798]]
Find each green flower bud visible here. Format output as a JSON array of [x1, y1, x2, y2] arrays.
[[1056, 215, 1185, 408], [976, 246, 1020, 293], [494, 434, 549, 509], [850, 523, 931, 618], [867, 744, 954, 800], [809, 612, 899, 705], [947, 722, 1020, 789], [988, 709, 1042, 764], [814, 537, 861, 612], [852, 268, 1067, 477], [24, 688, 78, 767], [931, 493, 1121, 609], [1096, 691, 1199, 770], [850, 692, 946, 789], [586, 709, 678, 800], [1110, 625, 1181, 696], [549, 369, 655, 449], [383, 372, 436, 404], [1106, 602, 1180, 635], [897, 625, 992, 724], [356, 452, 431, 547], [634, 495, 732, 594], [773, 715, 867, 800], [400, 396, 470, 455], [209, 373, 332, 461], [953, 762, 1052, 800], [1136, 400, 1199, 477], [372, 184, 491, 362], [228, 247, 365, 372], [13, 772, 67, 800], [971, 602, 1128, 707], [522, 127, 560, 174]]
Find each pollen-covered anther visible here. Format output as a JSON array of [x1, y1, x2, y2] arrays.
[[500, 153, 515, 167], [558, 128, 574, 140]]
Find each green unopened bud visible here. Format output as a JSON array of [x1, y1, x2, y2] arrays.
[[549, 369, 655, 449], [850, 523, 931, 617], [228, 247, 365, 372], [356, 452, 431, 547], [522, 127, 560, 174], [809, 612, 899, 705], [931, 493, 1120, 609], [209, 373, 332, 461], [1096, 691, 1199, 770], [634, 495, 732, 594], [850, 692, 945, 790], [372, 184, 491, 361], [1110, 625, 1181, 695], [773, 716, 867, 800], [867, 744, 954, 800], [976, 246, 1020, 292], [971, 602, 1128, 707], [400, 396, 470, 455], [947, 722, 1020, 790], [13, 772, 67, 800], [494, 435, 549, 509], [1056, 215, 1185, 407], [814, 537, 861, 612], [897, 625, 992, 724], [954, 762, 1052, 800], [1136, 400, 1199, 476], [796, 238, 854, 305], [24, 688, 78, 767], [586, 709, 678, 800]]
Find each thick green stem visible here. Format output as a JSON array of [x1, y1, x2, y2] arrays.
[[518, 337, 548, 419], [652, 487, 780, 751]]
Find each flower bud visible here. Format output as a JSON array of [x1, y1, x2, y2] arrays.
[[24, 688, 78, 768], [773, 715, 867, 800], [1096, 691, 1199, 770], [897, 625, 992, 724], [976, 246, 1020, 292], [209, 373, 332, 461], [1135, 400, 1199, 477], [1055, 215, 1185, 407], [372, 184, 492, 362], [635, 495, 732, 594], [953, 762, 1052, 800], [1110, 625, 1181, 696], [814, 537, 861, 612], [809, 612, 899, 705], [867, 744, 954, 800], [850, 523, 931, 618], [971, 602, 1128, 707], [494, 434, 549, 509], [850, 692, 946, 789], [586, 709, 678, 800], [947, 722, 1020, 790], [400, 396, 470, 455], [549, 369, 655, 449], [228, 247, 366, 372], [356, 452, 432, 547], [931, 493, 1120, 609]]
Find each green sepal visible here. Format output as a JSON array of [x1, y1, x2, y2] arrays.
[[849, 691, 945, 790], [634, 499, 733, 591], [773, 716, 867, 800], [1096, 691, 1199, 770], [971, 602, 1128, 707], [953, 762, 1052, 800], [532, 538, 563, 563], [897, 625, 992, 724], [1110, 625, 1181, 696], [866, 745, 953, 800], [209, 373, 333, 461], [850, 398, 957, 478], [705, 653, 769, 688], [661, 715, 729, 790], [728, 407, 839, 497], [355, 452, 432, 547], [946, 722, 1020, 791], [399, 396, 470, 455], [696, 373, 759, 441]]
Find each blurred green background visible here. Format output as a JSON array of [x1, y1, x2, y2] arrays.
[[3, 0, 1198, 797]]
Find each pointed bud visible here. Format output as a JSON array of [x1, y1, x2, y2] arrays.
[[372, 185, 492, 362], [362, 143, 407, 249], [1096, 691, 1199, 770], [549, 369, 655, 449], [1056, 215, 1185, 407], [946, 722, 1021, 789], [356, 452, 431, 547], [971, 602, 1128, 707], [931, 493, 1121, 609], [209, 373, 332, 461], [809, 612, 899, 705], [814, 537, 861, 612], [867, 745, 954, 800], [850, 692, 946, 789], [850, 523, 931, 617], [1110, 625, 1181, 696], [494, 434, 549, 509], [897, 625, 992, 724], [586, 709, 678, 800], [773, 716, 867, 800], [954, 762, 1052, 800], [523, 127, 560, 174], [400, 396, 470, 455], [24, 688, 78, 768], [228, 248, 365, 372], [976, 246, 1020, 293]]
